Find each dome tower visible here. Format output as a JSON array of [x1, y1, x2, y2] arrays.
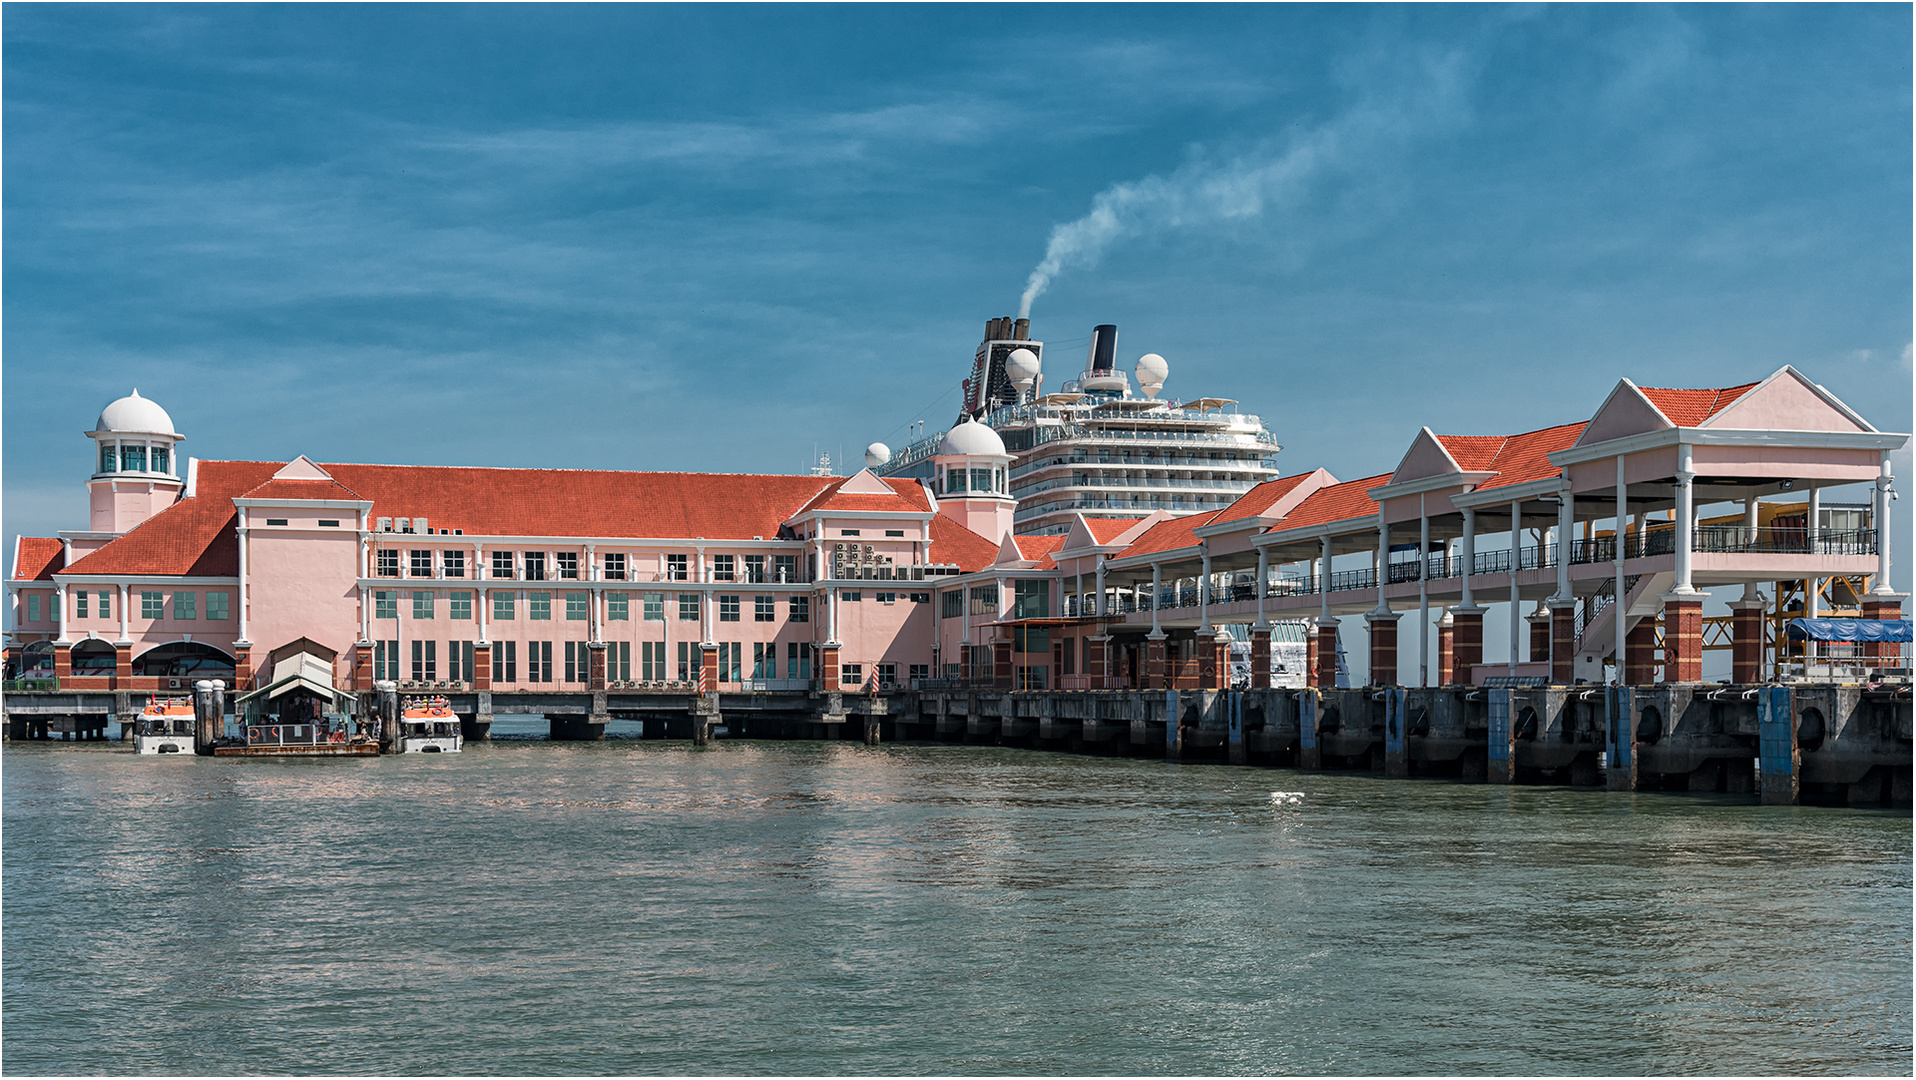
[[931, 416, 1015, 541], [85, 389, 185, 534]]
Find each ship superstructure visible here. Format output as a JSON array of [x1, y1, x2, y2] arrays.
[[878, 319, 1282, 535]]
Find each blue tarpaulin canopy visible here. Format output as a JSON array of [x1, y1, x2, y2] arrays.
[[1786, 618, 1913, 642]]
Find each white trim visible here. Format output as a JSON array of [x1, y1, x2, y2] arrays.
[[1450, 478, 1565, 508], [1550, 426, 1907, 467], [39, 574, 241, 586], [231, 498, 374, 510], [1367, 470, 1497, 502], [1254, 512, 1385, 547]]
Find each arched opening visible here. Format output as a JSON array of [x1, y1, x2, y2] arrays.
[[1514, 706, 1539, 742], [1796, 706, 1826, 751], [70, 639, 117, 675], [132, 641, 236, 679], [1637, 705, 1664, 745], [18, 640, 55, 677]]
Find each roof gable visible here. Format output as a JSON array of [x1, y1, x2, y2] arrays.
[[1390, 428, 1468, 483], [1575, 379, 1676, 446], [1012, 535, 1066, 570], [837, 469, 895, 495], [1120, 509, 1226, 558], [273, 455, 334, 482], [1264, 472, 1393, 532], [927, 514, 998, 572], [12, 537, 64, 582], [1702, 367, 1873, 433]]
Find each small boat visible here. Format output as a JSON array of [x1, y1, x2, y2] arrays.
[[398, 695, 463, 754], [133, 696, 195, 755]]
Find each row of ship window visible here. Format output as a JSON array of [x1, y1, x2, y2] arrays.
[[368, 638, 928, 685], [20, 590, 230, 624], [372, 550, 806, 582]]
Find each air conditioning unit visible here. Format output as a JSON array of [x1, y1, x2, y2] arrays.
[[168, 678, 182, 689]]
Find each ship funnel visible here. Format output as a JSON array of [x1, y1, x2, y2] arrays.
[[1087, 324, 1118, 372]]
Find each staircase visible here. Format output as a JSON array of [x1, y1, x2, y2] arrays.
[[1572, 572, 1672, 681]]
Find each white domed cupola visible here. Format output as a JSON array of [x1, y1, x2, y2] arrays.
[[931, 416, 1016, 540], [85, 389, 185, 534]]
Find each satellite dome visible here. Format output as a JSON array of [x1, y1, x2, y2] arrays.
[[937, 417, 1007, 457], [93, 389, 178, 436], [1004, 347, 1040, 389], [864, 442, 892, 469], [1134, 353, 1169, 395]]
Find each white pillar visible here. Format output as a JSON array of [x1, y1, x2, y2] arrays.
[[1095, 557, 1107, 616], [1873, 452, 1896, 595], [1807, 484, 1822, 618], [1555, 482, 1574, 600], [1198, 547, 1212, 632], [1374, 522, 1391, 614], [1150, 564, 1162, 636], [1418, 498, 1430, 687], [1671, 443, 1698, 595], [1460, 507, 1477, 608], [1319, 535, 1333, 621], [53, 583, 68, 644], [1255, 546, 1269, 627], [1509, 499, 1522, 673], [1614, 457, 1626, 676], [235, 521, 250, 646], [117, 584, 130, 643]]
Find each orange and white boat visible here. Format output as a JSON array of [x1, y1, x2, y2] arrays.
[[398, 695, 462, 753], [134, 695, 195, 755]]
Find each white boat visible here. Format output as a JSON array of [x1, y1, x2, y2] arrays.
[[133, 696, 195, 755], [397, 695, 462, 753]]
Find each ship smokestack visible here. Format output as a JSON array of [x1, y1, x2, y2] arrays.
[[1088, 324, 1118, 373], [1012, 317, 1030, 340]]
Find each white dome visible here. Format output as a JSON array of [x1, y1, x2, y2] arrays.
[[864, 442, 892, 468], [93, 389, 177, 436], [937, 417, 1007, 457], [1004, 347, 1040, 388], [1134, 353, 1168, 386]]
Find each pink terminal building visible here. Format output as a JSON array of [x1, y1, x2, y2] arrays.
[[5, 364, 1909, 713]]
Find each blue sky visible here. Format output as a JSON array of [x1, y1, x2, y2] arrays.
[[5, 3, 1911, 610]]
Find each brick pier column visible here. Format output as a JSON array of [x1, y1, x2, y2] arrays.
[[1365, 612, 1400, 688], [1730, 599, 1766, 683], [1085, 636, 1109, 689], [992, 640, 1013, 690], [1624, 618, 1659, 686], [1663, 597, 1704, 683], [472, 644, 492, 691], [588, 642, 608, 691], [818, 643, 840, 691], [1549, 600, 1577, 684], [1527, 608, 1552, 663], [233, 645, 253, 692], [114, 642, 132, 690], [53, 643, 72, 681], [1313, 618, 1339, 689], [353, 641, 374, 691], [1250, 627, 1271, 689], [1450, 607, 1484, 686], [1145, 634, 1168, 690], [1861, 597, 1905, 662], [1436, 613, 1454, 686], [1199, 632, 1228, 690]]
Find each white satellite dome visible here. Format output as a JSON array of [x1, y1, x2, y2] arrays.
[[864, 442, 892, 468], [93, 389, 178, 436], [1134, 353, 1169, 398], [937, 417, 1007, 457], [1003, 347, 1040, 390]]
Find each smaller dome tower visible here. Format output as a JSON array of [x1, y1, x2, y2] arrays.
[[932, 417, 1015, 541], [85, 389, 185, 534]]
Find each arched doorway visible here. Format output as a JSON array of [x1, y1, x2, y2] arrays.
[[70, 639, 117, 675], [132, 642, 236, 680]]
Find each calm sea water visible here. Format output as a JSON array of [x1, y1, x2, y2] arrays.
[[4, 726, 1910, 1076]]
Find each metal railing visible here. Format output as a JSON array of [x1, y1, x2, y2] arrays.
[[244, 721, 349, 747], [1694, 526, 1876, 555]]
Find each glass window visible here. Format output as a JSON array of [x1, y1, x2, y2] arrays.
[[141, 591, 164, 619], [876, 592, 896, 604], [607, 592, 629, 621], [842, 663, 864, 686], [375, 591, 397, 619], [677, 641, 693, 681], [443, 550, 466, 578], [491, 551, 516, 579], [667, 554, 688, 581], [411, 550, 433, 577], [121, 444, 147, 472], [713, 555, 735, 581], [27, 595, 40, 622], [377, 550, 400, 577], [643, 592, 664, 621], [910, 592, 930, 604], [876, 663, 896, 686], [744, 555, 765, 583], [942, 591, 964, 619], [752, 642, 776, 679], [969, 584, 999, 615], [1014, 579, 1050, 619], [449, 591, 473, 620], [174, 592, 196, 619], [774, 555, 796, 583], [971, 468, 993, 493], [789, 595, 809, 623], [788, 642, 811, 679], [754, 595, 775, 622], [151, 446, 170, 474], [528, 592, 551, 620], [75, 592, 88, 619], [556, 552, 579, 580], [492, 591, 514, 621], [842, 591, 862, 602], [641, 641, 665, 681], [523, 552, 547, 581], [678, 593, 699, 621], [565, 592, 588, 620], [719, 595, 740, 622], [100, 591, 112, 619], [604, 553, 627, 580], [205, 592, 227, 620], [946, 467, 966, 494], [412, 591, 434, 619], [99, 444, 116, 473], [493, 640, 517, 683]]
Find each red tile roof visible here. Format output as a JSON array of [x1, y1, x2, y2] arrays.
[[1084, 517, 1147, 543], [64, 461, 272, 577], [13, 538, 64, 581], [238, 476, 364, 501], [1012, 535, 1067, 570], [1206, 472, 1320, 524], [1471, 422, 1587, 491], [1639, 383, 1758, 427], [929, 514, 999, 572], [1122, 510, 1227, 558], [790, 476, 933, 517], [1432, 435, 1505, 472], [1264, 473, 1394, 532]]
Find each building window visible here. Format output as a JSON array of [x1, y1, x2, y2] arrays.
[[719, 595, 740, 622], [527, 640, 553, 683], [719, 642, 742, 682], [909, 664, 929, 682], [492, 640, 517, 684], [99, 444, 116, 473], [667, 554, 688, 581], [789, 595, 809, 623], [411, 640, 437, 682], [205, 592, 227, 620], [492, 591, 514, 621], [788, 642, 811, 679], [449, 591, 473, 620], [910, 592, 930, 604], [942, 591, 963, 619], [373, 639, 399, 681], [607, 592, 629, 621], [754, 595, 775, 622], [876, 592, 896, 604], [99, 591, 113, 620], [643, 592, 664, 621], [267, 518, 288, 527], [641, 641, 666, 681], [75, 591, 88, 619], [170, 592, 195, 620], [121, 445, 147, 472], [612, 641, 630, 682], [448, 640, 474, 683], [678, 594, 699, 622], [971, 468, 992, 493], [565, 592, 588, 621], [876, 663, 896, 687], [1014, 579, 1050, 619], [885, 530, 904, 538], [319, 519, 340, 528], [375, 590, 398, 619], [523, 552, 547, 581], [713, 555, 735, 582], [969, 584, 999, 615], [528, 592, 551, 620], [412, 591, 434, 619], [377, 550, 400, 577], [743, 555, 765, 583], [945, 468, 966, 494], [751, 642, 776, 679], [556, 552, 579, 580], [843, 591, 862, 602], [677, 641, 693, 681], [774, 555, 796, 583], [842, 663, 864, 686], [443, 550, 466, 578], [841, 529, 860, 537], [604, 553, 627, 580], [564, 641, 583, 683], [491, 551, 516, 579], [152, 447, 170, 474], [411, 550, 433, 578], [27, 595, 40, 622], [141, 591, 163, 619]]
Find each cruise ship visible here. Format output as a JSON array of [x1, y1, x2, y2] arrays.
[[876, 318, 1282, 535]]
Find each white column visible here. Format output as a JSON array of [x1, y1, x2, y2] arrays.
[[1873, 452, 1896, 595], [1255, 546, 1269, 627], [1672, 443, 1698, 595], [1150, 564, 1162, 636], [1807, 483, 1822, 618], [1555, 481, 1574, 600], [235, 521, 250, 646], [1095, 557, 1107, 616], [1614, 457, 1626, 676], [53, 583, 69, 644], [1374, 522, 1391, 614], [1319, 535, 1333, 621], [827, 587, 839, 644], [1418, 498, 1430, 687], [117, 584, 130, 643], [1198, 547, 1212, 632], [1509, 500, 1522, 673], [1459, 507, 1477, 608]]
